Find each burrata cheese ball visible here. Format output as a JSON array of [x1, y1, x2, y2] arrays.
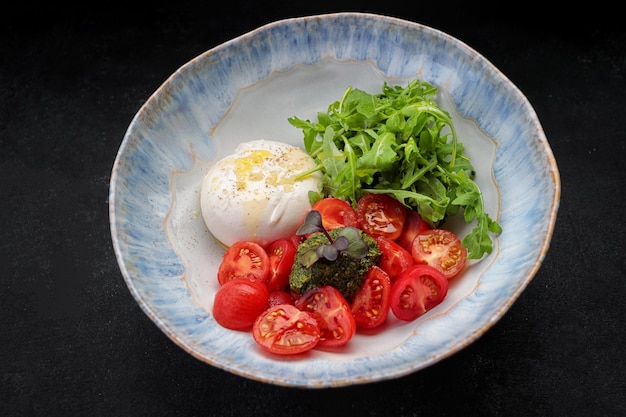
[[200, 139, 322, 247]]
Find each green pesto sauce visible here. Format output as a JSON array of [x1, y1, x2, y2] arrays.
[[288, 228, 381, 301]]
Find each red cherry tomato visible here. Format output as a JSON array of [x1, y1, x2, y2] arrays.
[[356, 193, 407, 240], [351, 266, 392, 329], [265, 239, 296, 292], [390, 264, 449, 321], [266, 290, 294, 309], [294, 285, 356, 348], [217, 241, 270, 286], [312, 197, 360, 230], [252, 304, 321, 355], [411, 229, 468, 279], [395, 209, 430, 252], [289, 233, 306, 249], [212, 277, 269, 330], [375, 236, 414, 283]]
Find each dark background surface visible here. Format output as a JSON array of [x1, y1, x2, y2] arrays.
[[2, 2, 625, 416]]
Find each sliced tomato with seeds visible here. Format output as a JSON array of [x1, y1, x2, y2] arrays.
[[265, 238, 296, 292], [212, 277, 269, 330], [395, 208, 430, 252], [411, 229, 468, 279], [390, 264, 448, 321], [312, 197, 360, 230], [375, 236, 414, 283], [294, 285, 356, 348], [217, 241, 270, 286], [351, 266, 392, 329], [356, 193, 407, 240], [252, 304, 321, 355]]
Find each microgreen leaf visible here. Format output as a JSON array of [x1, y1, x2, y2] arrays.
[[299, 246, 323, 268], [331, 235, 350, 252], [316, 244, 340, 262], [337, 226, 369, 259], [296, 210, 326, 236]]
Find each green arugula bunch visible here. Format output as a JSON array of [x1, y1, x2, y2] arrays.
[[289, 79, 501, 259]]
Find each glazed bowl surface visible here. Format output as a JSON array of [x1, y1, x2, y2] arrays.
[[109, 12, 560, 388]]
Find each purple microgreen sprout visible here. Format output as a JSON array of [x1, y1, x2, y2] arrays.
[[295, 210, 330, 240], [296, 210, 369, 267]]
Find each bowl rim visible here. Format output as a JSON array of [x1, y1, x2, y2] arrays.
[[109, 12, 561, 388]]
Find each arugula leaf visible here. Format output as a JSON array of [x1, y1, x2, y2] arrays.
[[288, 79, 501, 259], [358, 131, 397, 173]]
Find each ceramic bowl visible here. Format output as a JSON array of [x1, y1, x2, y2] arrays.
[[109, 13, 560, 388]]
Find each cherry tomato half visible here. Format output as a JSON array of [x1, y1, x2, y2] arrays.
[[289, 233, 306, 249], [295, 285, 356, 348], [375, 236, 414, 283], [312, 197, 360, 230], [252, 304, 321, 355], [395, 208, 430, 252], [356, 193, 407, 240], [411, 229, 468, 279], [266, 290, 295, 309], [217, 241, 270, 286], [265, 239, 296, 292], [351, 266, 392, 329], [212, 277, 269, 330], [390, 264, 449, 321]]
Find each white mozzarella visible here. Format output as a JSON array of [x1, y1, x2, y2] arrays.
[[200, 139, 322, 247]]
